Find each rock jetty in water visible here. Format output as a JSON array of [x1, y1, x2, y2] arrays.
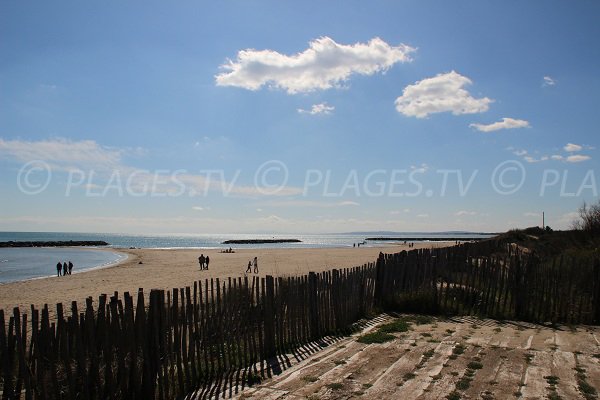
[[222, 239, 302, 244]]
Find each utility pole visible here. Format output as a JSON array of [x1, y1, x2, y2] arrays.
[[542, 211, 545, 229]]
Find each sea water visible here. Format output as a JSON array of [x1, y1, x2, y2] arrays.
[[0, 247, 127, 284]]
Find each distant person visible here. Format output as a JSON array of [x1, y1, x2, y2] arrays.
[[353, 243, 355, 248], [253, 256, 258, 274], [199, 254, 205, 269], [246, 261, 252, 274], [205, 256, 210, 270], [56, 262, 62, 276], [68, 261, 73, 275], [62, 262, 68, 276]]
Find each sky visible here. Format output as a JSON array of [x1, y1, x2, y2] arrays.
[[0, 1, 599, 234]]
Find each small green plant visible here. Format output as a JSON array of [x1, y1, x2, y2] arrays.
[[379, 319, 411, 333], [578, 379, 597, 399], [357, 331, 395, 344], [403, 372, 416, 380], [446, 390, 461, 400], [362, 383, 372, 389], [327, 382, 344, 391], [548, 392, 563, 400], [453, 344, 465, 355], [333, 359, 347, 366], [301, 375, 318, 383], [456, 378, 471, 390], [467, 361, 483, 370], [544, 375, 559, 385]]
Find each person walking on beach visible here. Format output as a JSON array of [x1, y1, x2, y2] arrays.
[[68, 261, 73, 275], [56, 261, 62, 276], [253, 256, 258, 273], [62, 262, 68, 276], [198, 254, 205, 269], [205, 256, 210, 270], [246, 261, 252, 274]]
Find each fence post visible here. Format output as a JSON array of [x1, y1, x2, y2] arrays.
[[373, 252, 385, 308], [593, 259, 600, 324], [263, 276, 276, 359], [308, 272, 320, 339]]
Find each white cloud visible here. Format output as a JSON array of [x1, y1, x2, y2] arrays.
[[0, 137, 124, 170], [565, 154, 590, 163], [259, 200, 360, 208], [298, 102, 335, 115], [470, 117, 530, 132], [564, 143, 583, 152], [455, 210, 477, 217], [550, 155, 564, 161], [513, 149, 528, 157], [395, 71, 492, 118], [192, 206, 210, 211], [215, 36, 415, 94], [543, 76, 556, 87]]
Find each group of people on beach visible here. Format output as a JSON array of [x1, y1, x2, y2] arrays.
[[56, 261, 73, 276], [198, 254, 210, 270]]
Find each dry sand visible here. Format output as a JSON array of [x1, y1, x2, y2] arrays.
[[0, 242, 450, 315]]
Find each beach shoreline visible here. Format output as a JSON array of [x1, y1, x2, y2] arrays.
[[0, 242, 453, 317]]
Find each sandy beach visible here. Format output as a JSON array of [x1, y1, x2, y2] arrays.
[[0, 242, 452, 317]]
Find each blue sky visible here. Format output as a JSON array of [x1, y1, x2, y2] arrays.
[[1, 1, 598, 233]]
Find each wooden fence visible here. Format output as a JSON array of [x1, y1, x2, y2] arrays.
[[1, 242, 599, 399]]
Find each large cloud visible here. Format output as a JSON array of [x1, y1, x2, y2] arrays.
[[470, 117, 530, 132], [395, 71, 492, 118], [215, 37, 415, 94]]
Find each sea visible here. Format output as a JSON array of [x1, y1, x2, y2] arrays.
[[0, 231, 494, 284]]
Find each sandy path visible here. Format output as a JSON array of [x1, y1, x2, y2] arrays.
[[231, 316, 600, 400], [0, 242, 449, 316]]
